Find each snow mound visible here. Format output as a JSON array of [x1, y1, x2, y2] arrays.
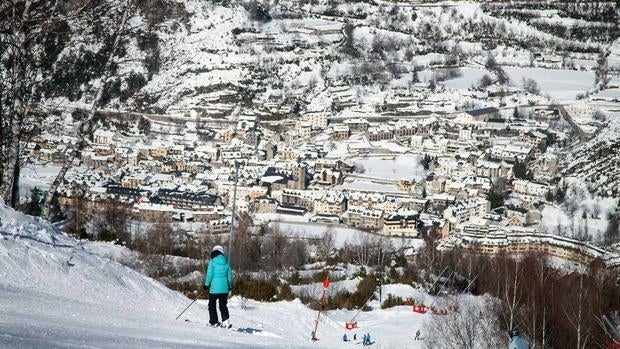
[[0, 203, 182, 311]]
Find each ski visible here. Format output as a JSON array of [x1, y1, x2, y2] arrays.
[[184, 319, 263, 335]]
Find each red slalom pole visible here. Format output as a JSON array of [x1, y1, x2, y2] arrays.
[[311, 277, 330, 341]]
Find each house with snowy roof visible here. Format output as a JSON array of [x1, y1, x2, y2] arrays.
[[466, 107, 500, 122], [346, 206, 384, 231], [313, 191, 347, 216], [381, 210, 420, 237], [93, 129, 115, 145], [443, 197, 490, 225]]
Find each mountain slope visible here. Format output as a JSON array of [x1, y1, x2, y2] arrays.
[[0, 203, 436, 348], [0, 204, 330, 348]]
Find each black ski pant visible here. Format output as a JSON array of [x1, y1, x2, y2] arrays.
[[208, 293, 229, 325]]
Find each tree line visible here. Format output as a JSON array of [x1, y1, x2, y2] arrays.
[[420, 239, 620, 349]]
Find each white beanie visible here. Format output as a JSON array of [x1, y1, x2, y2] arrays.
[[212, 245, 225, 254]]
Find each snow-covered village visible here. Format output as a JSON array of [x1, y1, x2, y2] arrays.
[[1, 0, 620, 348]]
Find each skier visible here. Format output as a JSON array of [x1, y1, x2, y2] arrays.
[[343, 333, 349, 342], [362, 333, 368, 346], [204, 245, 233, 328], [353, 333, 357, 341], [415, 329, 421, 340], [508, 329, 530, 349]]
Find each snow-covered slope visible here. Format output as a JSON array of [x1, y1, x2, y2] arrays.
[[0, 204, 434, 348], [0, 204, 319, 348]]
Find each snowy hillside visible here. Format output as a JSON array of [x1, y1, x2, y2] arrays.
[[0, 203, 437, 348], [562, 117, 620, 197], [38, 0, 617, 116]]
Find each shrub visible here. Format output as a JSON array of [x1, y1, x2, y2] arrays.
[[312, 270, 330, 283], [381, 294, 403, 309], [278, 283, 295, 301], [325, 290, 354, 310], [348, 274, 377, 309], [288, 271, 302, 285], [233, 275, 277, 301]]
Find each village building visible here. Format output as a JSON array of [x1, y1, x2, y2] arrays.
[[381, 211, 420, 237], [313, 191, 347, 216], [443, 197, 490, 224], [346, 206, 384, 231], [302, 111, 328, 130], [329, 125, 350, 141]]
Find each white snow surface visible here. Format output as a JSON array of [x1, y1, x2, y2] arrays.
[[18, 164, 62, 202], [350, 155, 426, 181], [503, 67, 595, 102], [0, 204, 432, 348]]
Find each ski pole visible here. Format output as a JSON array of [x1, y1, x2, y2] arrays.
[[176, 294, 199, 320]]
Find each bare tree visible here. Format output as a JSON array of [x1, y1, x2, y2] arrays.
[[99, 200, 132, 243], [563, 274, 591, 349], [424, 296, 503, 349], [316, 229, 335, 260], [592, 201, 601, 219], [595, 54, 611, 87], [0, 0, 65, 207], [478, 74, 494, 88], [522, 78, 541, 95], [148, 223, 175, 276]]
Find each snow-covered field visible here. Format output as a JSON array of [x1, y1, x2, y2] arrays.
[[419, 67, 492, 90], [503, 67, 595, 102], [0, 203, 435, 348], [539, 180, 617, 241], [18, 164, 62, 202], [350, 155, 425, 181]]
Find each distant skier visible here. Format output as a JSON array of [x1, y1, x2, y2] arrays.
[[353, 333, 357, 341], [508, 329, 530, 349], [415, 329, 421, 340], [363, 333, 372, 346], [343, 333, 349, 342], [204, 245, 233, 328]]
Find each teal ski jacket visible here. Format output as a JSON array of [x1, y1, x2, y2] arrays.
[[204, 254, 233, 294]]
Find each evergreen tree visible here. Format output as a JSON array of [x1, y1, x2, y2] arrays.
[[555, 184, 567, 203], [422, 154, 431, 170], [545, 190, 554, 202], [512, 160, 528, 179], [411, 66, 420, 84], [487, 189, 504, 209], [604, 210, 619, 246], [29, 187, 42, 216]]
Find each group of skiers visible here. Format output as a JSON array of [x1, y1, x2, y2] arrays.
[[342, 333, 372, 345]]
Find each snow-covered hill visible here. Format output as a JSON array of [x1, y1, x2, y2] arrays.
[[40, 0, 615, 117], [0, 203, 433, 348]]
